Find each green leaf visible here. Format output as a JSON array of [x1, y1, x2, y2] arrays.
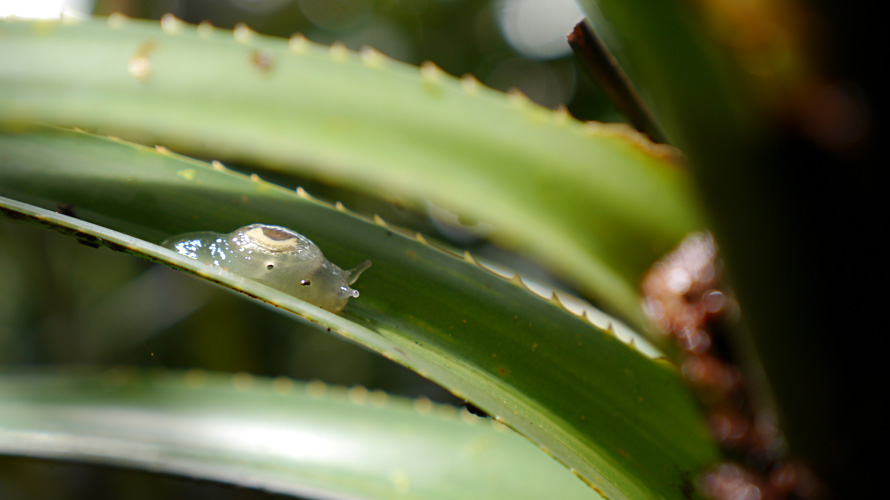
[[0, 127, 719, 500], [0, 16, 706, 325], [0, 369, 601, 500]]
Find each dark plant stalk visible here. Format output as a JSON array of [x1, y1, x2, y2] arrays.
[[568, 20, 666, 144]]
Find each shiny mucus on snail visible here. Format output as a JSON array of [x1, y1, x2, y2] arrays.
[[163, 224, 370, 312]]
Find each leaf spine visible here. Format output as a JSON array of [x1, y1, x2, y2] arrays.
[[306, 379, 327, 398], [506, 88, 532, 109], [372, 214, 389, 227], [160, 13, 182, 34], [288, 34, 308, 54], [107, 12, 127, 28], [231, 371, 253, 391], [413, 396, 434, 415], [348, 385, 368, 405], [460, 74, 481, 94], [582, 122, 683, 163], [462, 250, 479, 265], [551, 292, 571, 312], [359, 46, 385, 68], [271, 376, 294, 395], [233, 23, 255, 44], [420, 61, 444, 84], [329, 41, 348, 62], [552, 105, 571, 125], [368, 390, 388, 407], [196, 20, 214, 38]]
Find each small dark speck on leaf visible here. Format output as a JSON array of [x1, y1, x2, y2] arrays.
[[76, 235, 101, 249], [55, 203, 76, 217], [250, 48, 275, 73], [464, 401, 489, 418]]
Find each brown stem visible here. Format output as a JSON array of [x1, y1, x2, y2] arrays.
[[568, 20, 666, 144]]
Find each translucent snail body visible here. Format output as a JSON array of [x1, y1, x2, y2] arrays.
[[163, 224, 370, 312]]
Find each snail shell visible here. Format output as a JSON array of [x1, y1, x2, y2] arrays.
[[163, 224, 370, 312]]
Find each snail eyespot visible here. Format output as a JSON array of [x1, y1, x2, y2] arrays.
[[267, 264, 274, 270], [301, 279, 311, 286]]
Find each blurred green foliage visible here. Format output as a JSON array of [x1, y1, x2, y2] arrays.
[[1, 1, 626, 497]]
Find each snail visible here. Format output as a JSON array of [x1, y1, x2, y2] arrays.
[[163, 224, 370, 312]]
